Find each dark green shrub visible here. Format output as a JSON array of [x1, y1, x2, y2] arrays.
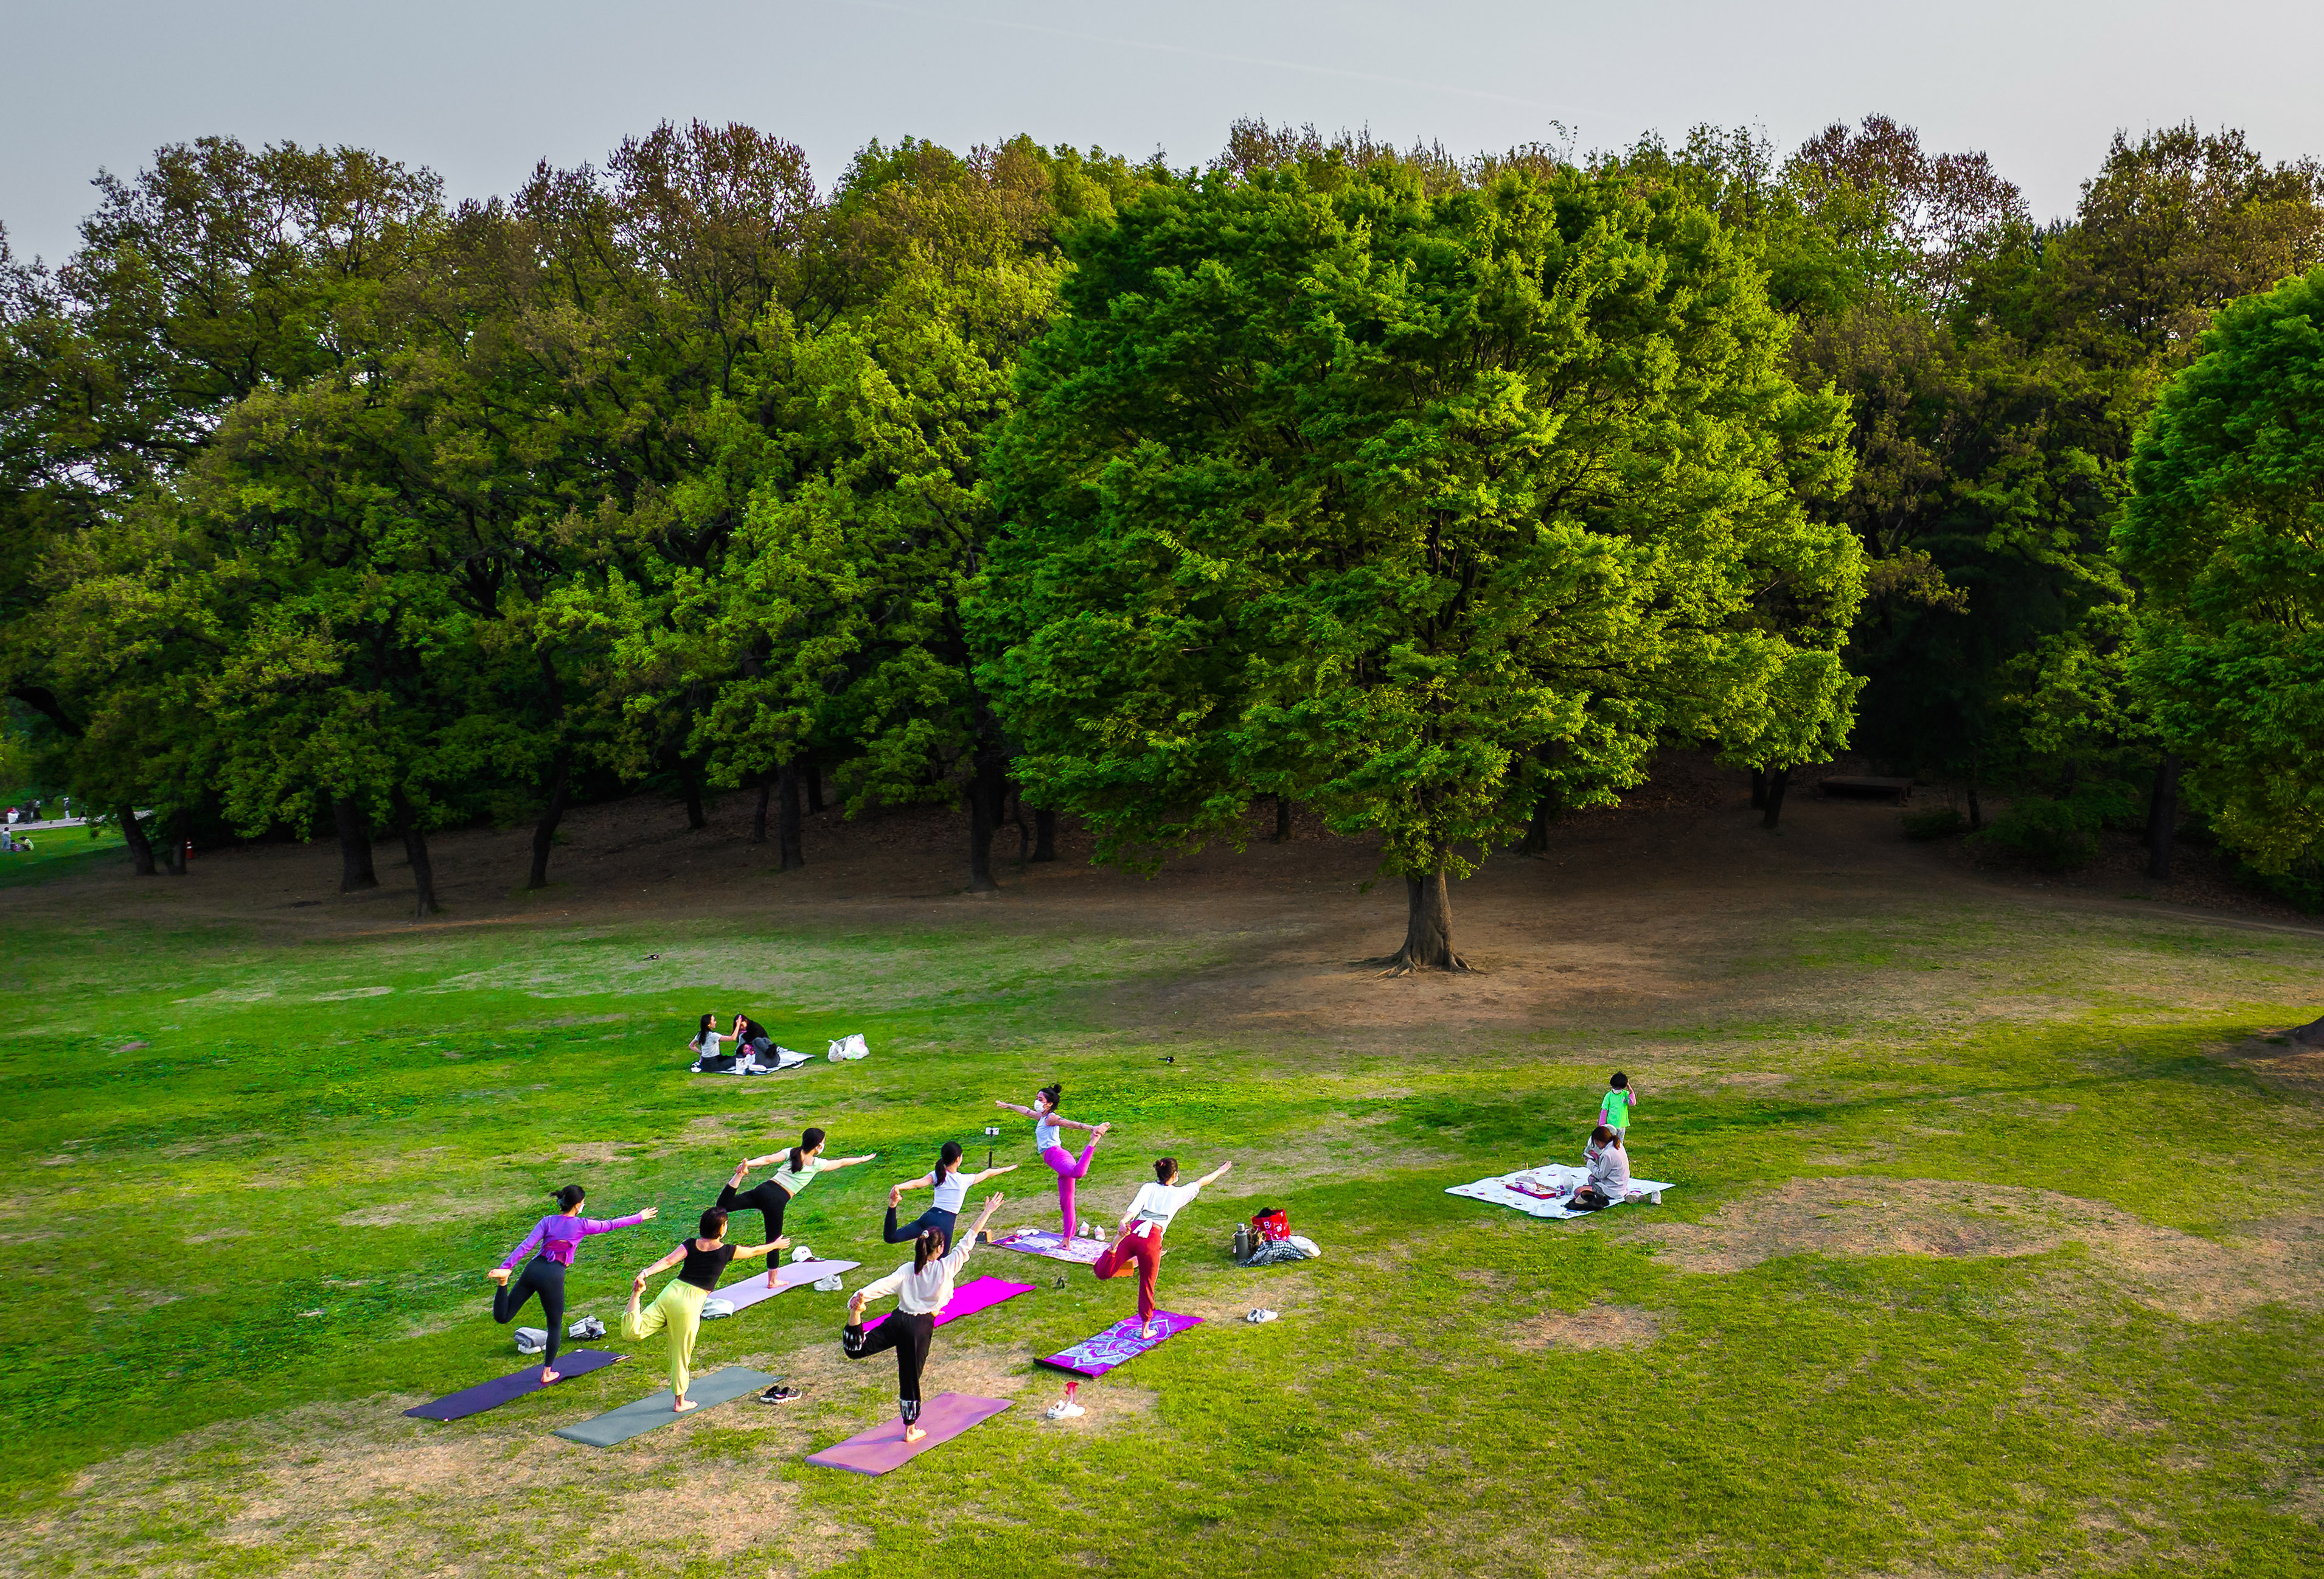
[[2235, 855, 2324, 913], [1900, 807, 1965, 840], [1974, 796, 2100, 870]]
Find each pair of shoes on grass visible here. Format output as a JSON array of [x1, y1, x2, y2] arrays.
[[1245, 1307, 1278, 1324], [756, 1384, 804, 1406]]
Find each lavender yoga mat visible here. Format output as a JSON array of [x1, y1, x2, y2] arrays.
[[989, 1228, 1105, 1266], [1038, 1311, 1203, 1378], [715, 1256, 862, 1314], [403, 1349, 625, 1421], [805, 1393, 1011, 1476], [863, 1274, 1031, 1334]]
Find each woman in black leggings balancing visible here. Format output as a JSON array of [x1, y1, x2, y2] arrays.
[[883, 1140, 1017, 1245], [718, 1128, 877, 1287], [486, 1185, 659, 1384], [846, 1192, 1006, 1441]]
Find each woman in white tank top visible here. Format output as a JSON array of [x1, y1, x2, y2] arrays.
[[884, 1140, 1017, 1247]]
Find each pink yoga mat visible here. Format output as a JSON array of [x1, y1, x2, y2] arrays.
[[716, 1256, 863, 1313], [1038, 1310, 1202, 1377], [805, 1393, 1012, 1476], [989, 1228, 1105, 1265], [862, 1274, 1031, 1334]]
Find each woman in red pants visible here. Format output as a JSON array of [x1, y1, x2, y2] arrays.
[[1094, 1156, 1233, 1339]]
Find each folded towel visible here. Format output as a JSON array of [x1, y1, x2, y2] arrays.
[[701, 1298, 736, 1320], [514, 1326, 549, 1353]]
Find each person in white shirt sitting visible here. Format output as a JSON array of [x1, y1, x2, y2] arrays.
[[843, 1191, 1005, 1442], [1569, 1127, 1632, 1212]]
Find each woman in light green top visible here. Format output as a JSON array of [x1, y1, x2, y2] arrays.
[[719, 1126, 877, 1287]]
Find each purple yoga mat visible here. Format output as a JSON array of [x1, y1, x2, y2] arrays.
[[717, 1257, 862, 1313], [403, 1348, 625, 1421], [1037, 1311, 1203, 1377], [989, 1228, 1105, 1266], [863, 1274, 1032, 1334], [805, 1393, 1012, 1476]]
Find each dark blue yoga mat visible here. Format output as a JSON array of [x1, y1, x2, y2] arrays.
[[404, 1348, 626, 1421]]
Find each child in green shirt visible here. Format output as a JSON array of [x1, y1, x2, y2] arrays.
[[1598, 1071, 1638, 1136]]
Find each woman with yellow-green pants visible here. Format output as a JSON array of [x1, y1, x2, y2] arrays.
[[624, 1207, 782, 1412]]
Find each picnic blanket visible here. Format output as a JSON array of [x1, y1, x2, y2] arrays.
[[988, 1228, 1105, 1266], [1447, 1163, 1673, 1221]]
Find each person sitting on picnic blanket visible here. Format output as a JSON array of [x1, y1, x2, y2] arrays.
[[729, 1013, 776, 1064], [1569, 1127, 1631, 1211]]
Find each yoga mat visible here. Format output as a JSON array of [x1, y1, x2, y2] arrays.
[[1446, 1164, 1675, 1221], [404, 1350, 625, 1421], [863, 1274, 1032, 1334], [805, 1393, 1011, 1476], [1037, 1311, 1202, 1377], [717, 1257, 863, 1314], [551, 1366, 778, 1446], [989, 1228, 1105, 1266]]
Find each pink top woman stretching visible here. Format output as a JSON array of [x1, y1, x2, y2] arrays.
[[994, 1084, 1109, 1238]]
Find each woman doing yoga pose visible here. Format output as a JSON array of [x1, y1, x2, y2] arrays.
[[624, 1207, 784, 1412], [994, 1084, 1109, 1236], [845, 1192, 1005, 1442], [1094, 1157, 1233, 1339], [720, 1128, 877, 1286], [487, 1185, 658, 1384], [884, 1141, 1016, 1244]]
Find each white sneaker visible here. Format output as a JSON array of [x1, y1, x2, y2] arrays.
[[812, 1275, 843, 1293], [1044, 1401, 1085, 1420], [1246, 1308, 1278, 1324]]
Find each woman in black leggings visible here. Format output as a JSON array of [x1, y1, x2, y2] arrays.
[[882, 1140, 1016, 1244], [718, 1128, 878, 1287], [487, 1185, 658, 1384], [845, 1193, 1004, 1441]]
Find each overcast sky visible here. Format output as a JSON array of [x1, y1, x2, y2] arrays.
[[5, 0, 2321, 264]]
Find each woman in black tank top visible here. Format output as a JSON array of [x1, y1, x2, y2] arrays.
[[623, 1208, 784, 1412]]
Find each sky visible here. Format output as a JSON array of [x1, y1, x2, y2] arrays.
[[5, 0, 2322, 265]]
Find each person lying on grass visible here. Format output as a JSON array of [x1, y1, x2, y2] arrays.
[[724, 1128, 878, 1287], [626, 1207, 785, 1413]]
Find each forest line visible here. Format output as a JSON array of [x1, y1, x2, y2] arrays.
[[3, 113, 2320, 963]]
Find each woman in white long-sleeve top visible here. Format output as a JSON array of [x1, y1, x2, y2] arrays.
[[841, 1192, 1004, 1442]]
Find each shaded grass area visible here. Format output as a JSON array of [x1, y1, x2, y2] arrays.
[[0, 824, 124, 890], [2, 877, 2321, 1577]]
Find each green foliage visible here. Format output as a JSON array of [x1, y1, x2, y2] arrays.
[[1969, 781, 2140, 870], [1899, 806, 1965, 840], [981, 161, 1863, 910]]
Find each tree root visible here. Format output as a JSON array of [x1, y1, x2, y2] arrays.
[[1366, 952, 1478, 977]]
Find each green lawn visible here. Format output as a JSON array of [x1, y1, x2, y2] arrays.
[[2, 865, 2320, 1577]]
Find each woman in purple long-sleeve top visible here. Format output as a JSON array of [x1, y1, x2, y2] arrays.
[[487, 1185, 659, 1384]]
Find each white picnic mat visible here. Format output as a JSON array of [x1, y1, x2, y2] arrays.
[[1447, 1163, 1674, 1221]]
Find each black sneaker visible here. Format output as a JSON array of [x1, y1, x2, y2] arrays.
[[757, 1384, 803, 1405]]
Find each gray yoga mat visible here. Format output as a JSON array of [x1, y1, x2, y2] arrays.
[[552, 1366, 778, 1447]]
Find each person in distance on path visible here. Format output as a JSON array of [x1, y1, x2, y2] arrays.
[[487, 1185, 658, 1385], [1095, 1157, 1233, 1339], [844, 1192, 1006, 1443]]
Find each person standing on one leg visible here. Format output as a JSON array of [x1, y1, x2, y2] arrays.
[[884, 1141, 1015, 1245], [1094, 1157, 1233, 1340], [995, 1084, 1109, 1237], [624, 1208, 784, 1412], [844, 1193, 1005, 1443], [487, 1185, 658, 1385], [720, 1128, 878, 1288]]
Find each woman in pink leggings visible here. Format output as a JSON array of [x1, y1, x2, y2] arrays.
[[994, 1084, 1109, 1237]]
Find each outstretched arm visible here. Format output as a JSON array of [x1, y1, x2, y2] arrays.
[[731, 1239, 784, 1262], [582, 1207, 659, 1236], [993, 1100, 1037, 1117], [1192, 1160, 1234, 1191], [500, 1219, 548, 1271], [821, 1152, 877, 1171], [946, 1194, 1004, 1272], [891, 1172, 933, 1196], [632, 1244, 686, 1292], [968, 1163, 1020, 1185]]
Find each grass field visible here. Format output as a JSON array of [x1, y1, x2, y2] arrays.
[[3, 795, 2320, 1578]]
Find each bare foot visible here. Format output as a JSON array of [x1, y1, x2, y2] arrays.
[[540, 1367, 561, 1385], [767, 1266, 780, 1288], [487, 1267, 510, 1286], [673, 1398, 698, 1413], [903, 1424, 926, 1443], [1139, 1320, 1158, 1340]]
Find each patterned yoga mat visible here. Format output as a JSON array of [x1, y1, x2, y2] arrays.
[[1037, 1310, 1203, 1377], [989, 1228, 1106, 1265]]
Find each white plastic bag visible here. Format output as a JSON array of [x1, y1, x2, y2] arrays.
[[700, 1297, 736, 1320], [826, 1033, 869, 1062], [566, 1316, 606, 1339]]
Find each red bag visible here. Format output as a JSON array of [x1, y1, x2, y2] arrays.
[[1251, 1208, 1289, 1242]]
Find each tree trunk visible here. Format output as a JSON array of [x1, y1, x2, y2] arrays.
[[1750, 768, 1768, 810], [1966, 775, 1983, 831], [527, 751, 572, 890], [118, 803, 157, 876], [1521, 793, 1552, 856], [161, 812, 188, 875], [1275, 795, 1294, 843], [967, 748, 1004, 892], [776, 758, 805, 871], [751, 772, 771, 845], [678, 756, 708, 831], [2146, 752, 2181, 882], [1760, 767, 1791, 831], [805, 755, 825, 815], [334, 796, 379, 892], [390, 791, 441, 917], [1032, 807, 1057, 862], [1384, 866, 1470, 974]]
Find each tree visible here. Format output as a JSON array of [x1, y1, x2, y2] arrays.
[[983, 159, 1862, 969], [2117, 265, 2324, 879]]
